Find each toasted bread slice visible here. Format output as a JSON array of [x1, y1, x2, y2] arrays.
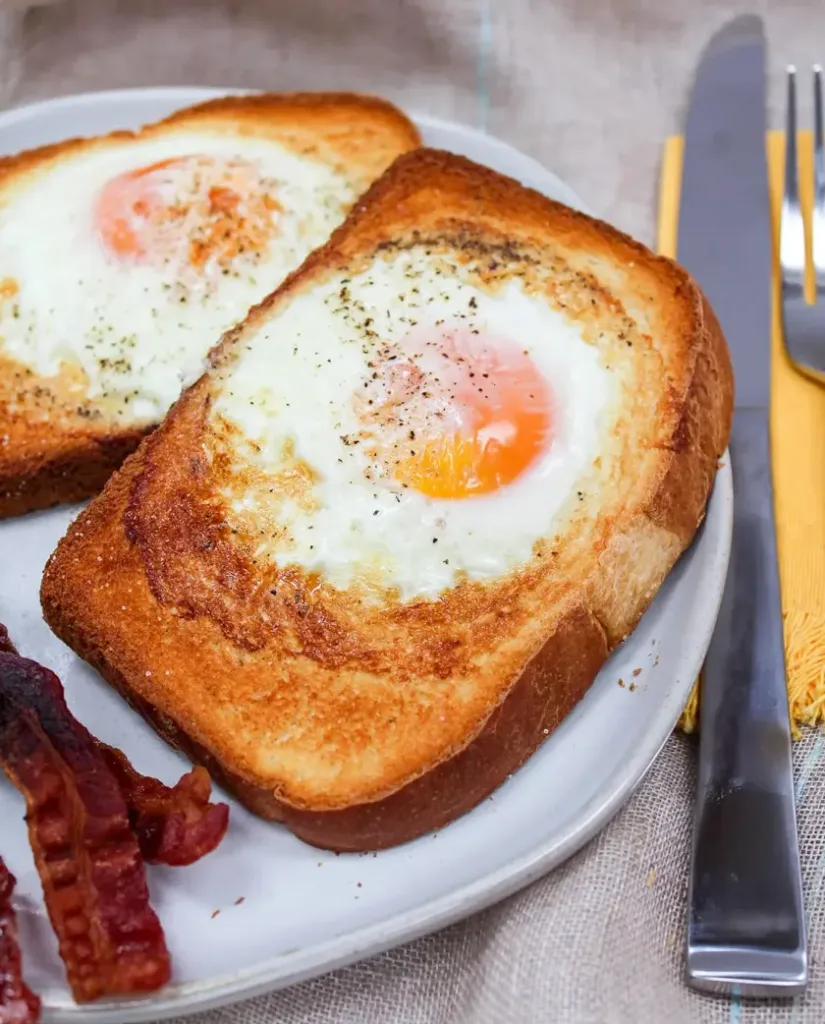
[[41, 149, 733, 852], [0, 92, 420, 517]]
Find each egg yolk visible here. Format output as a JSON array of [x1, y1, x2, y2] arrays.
[[95, 154, 281, 270], [363, 325, 554, 500]]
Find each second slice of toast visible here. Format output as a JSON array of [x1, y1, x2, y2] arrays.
[[0, 92, 420, 517], [41, 149, 733, 851]]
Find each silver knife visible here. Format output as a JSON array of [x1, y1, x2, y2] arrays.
[[677, 15, 807, 996]]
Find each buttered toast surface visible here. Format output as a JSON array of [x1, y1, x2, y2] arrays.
[[0, 92, 420, 517], [41, 149, 733, 852]]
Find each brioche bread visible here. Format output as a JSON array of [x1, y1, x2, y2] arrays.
[[41, 149, 733, 852], [0, 92, 420, 517]]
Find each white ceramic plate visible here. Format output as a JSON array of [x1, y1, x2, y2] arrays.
[[0, 88, 733, 1024]]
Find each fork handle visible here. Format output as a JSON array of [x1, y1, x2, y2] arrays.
[[686, 408, 807, 996]]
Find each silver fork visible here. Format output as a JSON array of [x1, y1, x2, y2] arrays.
[[781, 65, 825, 384]]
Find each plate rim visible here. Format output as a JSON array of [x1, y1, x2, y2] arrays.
[[0, 86, 733, 1024]]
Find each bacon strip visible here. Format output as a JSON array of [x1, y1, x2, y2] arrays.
[[0, 858, 40, 1024], [97, 745, 229, 867], [0, 628, 227, 866], [0, 652, 171, 1003]]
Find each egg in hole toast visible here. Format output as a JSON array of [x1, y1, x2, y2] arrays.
[[0, 92, 420, 517], [41, 149, 733, 852]]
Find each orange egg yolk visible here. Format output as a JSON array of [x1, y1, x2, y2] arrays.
[[94, 154, 281, 270], [362, 325, 554, 500]]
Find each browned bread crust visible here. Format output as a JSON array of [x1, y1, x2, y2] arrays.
[[41, 149, 733, 852], [0, 92, 421, 518]]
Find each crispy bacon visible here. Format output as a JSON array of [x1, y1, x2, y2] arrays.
[[0, 628, 15, 656], [0, 858, 40, 1024], [97, 745, 229, 866], [0, 651, 171, 1003]]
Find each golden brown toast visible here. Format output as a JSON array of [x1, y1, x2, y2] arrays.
[[41, 149, 733, 852], [0, 92, 420, 517]]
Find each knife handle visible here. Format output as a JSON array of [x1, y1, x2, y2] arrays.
[[686, 408, 807, 996]]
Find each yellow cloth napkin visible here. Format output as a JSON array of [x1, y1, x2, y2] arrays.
[[659, 132, 825, 735]]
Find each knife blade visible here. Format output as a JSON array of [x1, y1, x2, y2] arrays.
[[677, 14, 807, 997]]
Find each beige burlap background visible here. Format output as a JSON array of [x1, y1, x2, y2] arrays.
[[2, 1, 825, 1021]]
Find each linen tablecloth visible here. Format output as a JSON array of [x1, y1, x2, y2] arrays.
[[3, 2, 825, 1021]]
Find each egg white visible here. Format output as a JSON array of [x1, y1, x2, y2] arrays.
[[211, 250, 617, 601], [0, 130, 357, 422]]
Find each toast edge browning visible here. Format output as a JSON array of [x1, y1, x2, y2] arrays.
[[0, 426, 151, 518], [0, 91, 421, 189], [40, 149, 733, 851], [0, 92, 421, 519], [43, 580, 609, 852]]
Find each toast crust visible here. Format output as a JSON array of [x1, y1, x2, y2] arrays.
[[0, 92, 421, 518], [41, 149, 733, 851]]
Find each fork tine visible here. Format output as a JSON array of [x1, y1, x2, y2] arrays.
[[813, 65, 825, 287], [781, 66, 806, 291]]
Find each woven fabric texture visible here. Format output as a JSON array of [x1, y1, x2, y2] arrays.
[[3, 1, 825, 1021]]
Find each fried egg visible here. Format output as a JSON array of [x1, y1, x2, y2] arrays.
[[0, 131, 358, 421], [211, 248, 618, 600]]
